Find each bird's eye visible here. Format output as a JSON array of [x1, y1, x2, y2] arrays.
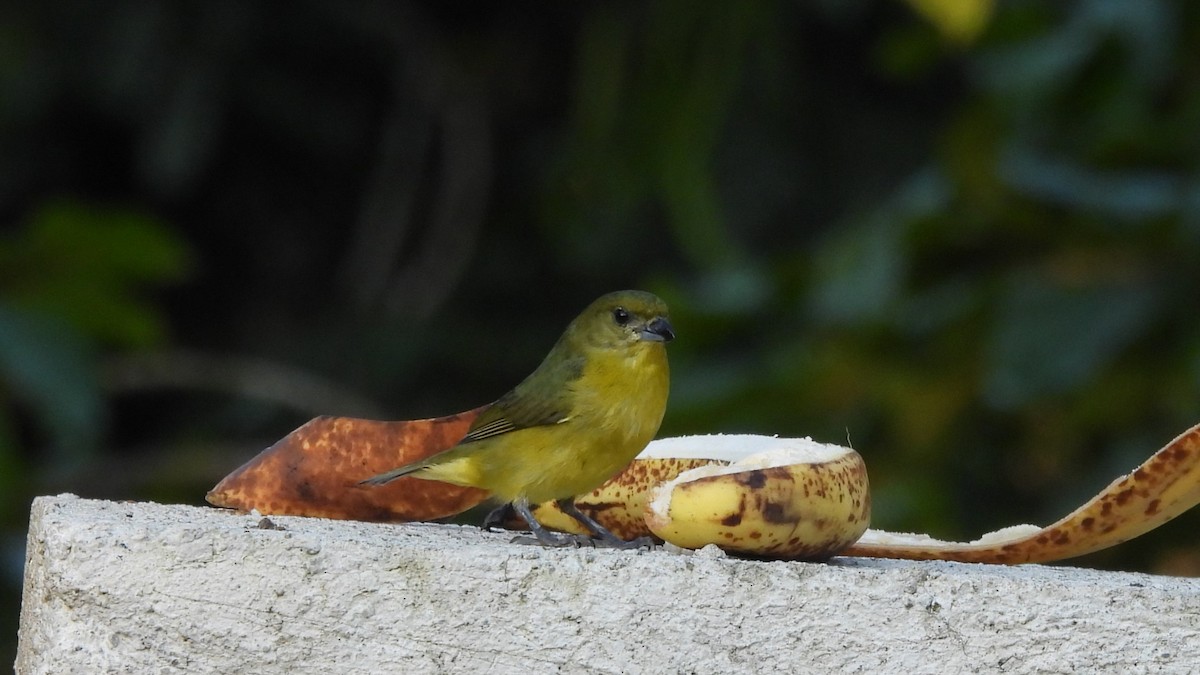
[[612, 307, 630, 325]]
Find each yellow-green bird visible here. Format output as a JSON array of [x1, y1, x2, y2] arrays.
[[361, 290, 674, 548]]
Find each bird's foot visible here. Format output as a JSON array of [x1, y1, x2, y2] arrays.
[[504, 498, 655, 549], [551, 498, 658, 550]]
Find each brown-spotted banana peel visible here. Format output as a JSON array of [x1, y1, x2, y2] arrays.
[[526, 434, 872, 560], [643, 436, 871, 560], [843, 421, 1200, 564]]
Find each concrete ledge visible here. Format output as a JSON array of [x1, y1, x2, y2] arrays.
[[17, 495, 1200, 674]]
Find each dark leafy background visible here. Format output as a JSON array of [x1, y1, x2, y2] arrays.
[[3, 0, 1200, 663]]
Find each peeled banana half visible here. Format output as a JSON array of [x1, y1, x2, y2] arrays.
[[527, 434, 871, 560]]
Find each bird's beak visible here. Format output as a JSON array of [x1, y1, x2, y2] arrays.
[[640, 316, 675, 343]]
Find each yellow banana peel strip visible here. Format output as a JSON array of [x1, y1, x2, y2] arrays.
[[844, 422, 1200, 564]]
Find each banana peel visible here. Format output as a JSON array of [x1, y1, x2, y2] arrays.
[[206, 408, 489, 521], [843, 422, 1200, 564]]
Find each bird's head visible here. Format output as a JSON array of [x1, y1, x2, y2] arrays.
[[570, 290, 675, 351]]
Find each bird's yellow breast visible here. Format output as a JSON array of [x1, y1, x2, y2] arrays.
[[424, 342, 669, 504]]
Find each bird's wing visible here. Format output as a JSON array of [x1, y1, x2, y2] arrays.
[[458, 389, 568, 443], [458, 354, 583, 444], [360, 345, 585, 486], [358, 392, 563, 485]]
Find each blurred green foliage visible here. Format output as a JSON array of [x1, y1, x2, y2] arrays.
[[0, 200, 190, 347], [2, 0, 1200, 663], [0, 200, 190, 470]]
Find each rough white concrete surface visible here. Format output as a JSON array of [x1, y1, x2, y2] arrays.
[[16, 494, 1200, 674]]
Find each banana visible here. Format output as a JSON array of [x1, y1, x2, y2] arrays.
[[642, 436, 871, 560], [524, 434, 871, 560]]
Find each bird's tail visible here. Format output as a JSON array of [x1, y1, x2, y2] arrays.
[[358, 462, 426, 486]]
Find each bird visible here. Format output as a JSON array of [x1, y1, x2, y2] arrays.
[[360, 290, 674, 548]]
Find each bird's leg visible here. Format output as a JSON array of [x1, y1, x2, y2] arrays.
[[508, 498, 594, 548], [480, 503, 514, 532], [556, 498, 656, 550]]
